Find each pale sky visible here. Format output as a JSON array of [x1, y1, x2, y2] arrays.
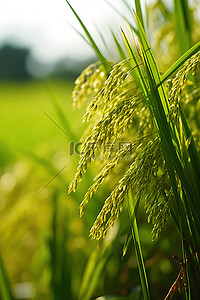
[[1, 0, 199, 67], [0, 0, 131, 64]]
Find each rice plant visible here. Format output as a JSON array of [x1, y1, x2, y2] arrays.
[[67, 0, 200, 299]]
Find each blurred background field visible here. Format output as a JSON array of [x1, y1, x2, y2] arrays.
[[0, 1, 200, 300], [0, 2, 131, 298], [0, 75, 101, 299], [0, 2, 95, 297]]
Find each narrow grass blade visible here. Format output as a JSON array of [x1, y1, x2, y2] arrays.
[[121, 28, 148, 96], [122, 0, 132, 12], [66, 1, 111, 74], [65, 21, 91, 47], [0, 256, 14, 300], [128, 191, 150, 300], [122, 228, 132, 259], [104, 0, 138, 35], [58, 213, 72, 299], [48, 191, 72, 299], [112, 30, 127, 60], [78, 251, 98, 300], [46, 82, 78, 143], [134, 11, 170, 114], [79, 245, 111, 300], [180, 105, 200, 178], [179, 105, 200, 196], [122, 0, 146, 34], [134, 0, 145, 30], [122, 197, 140, 259], [174, 0, 192, 54], [94, 23, 112, 58], [157, 40, 200, 87], [49, 191, 58, 299], [84, 253, 109, 300], [79, 230, 122, 300]]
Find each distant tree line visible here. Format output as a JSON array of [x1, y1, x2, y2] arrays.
[[0, 45, 31, 80], [0, 44, 95, 81]]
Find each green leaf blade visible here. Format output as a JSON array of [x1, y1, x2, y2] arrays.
[[128, 191, 150, 300], [66, 0, 111, 74], [158, 41, 200, 87]]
